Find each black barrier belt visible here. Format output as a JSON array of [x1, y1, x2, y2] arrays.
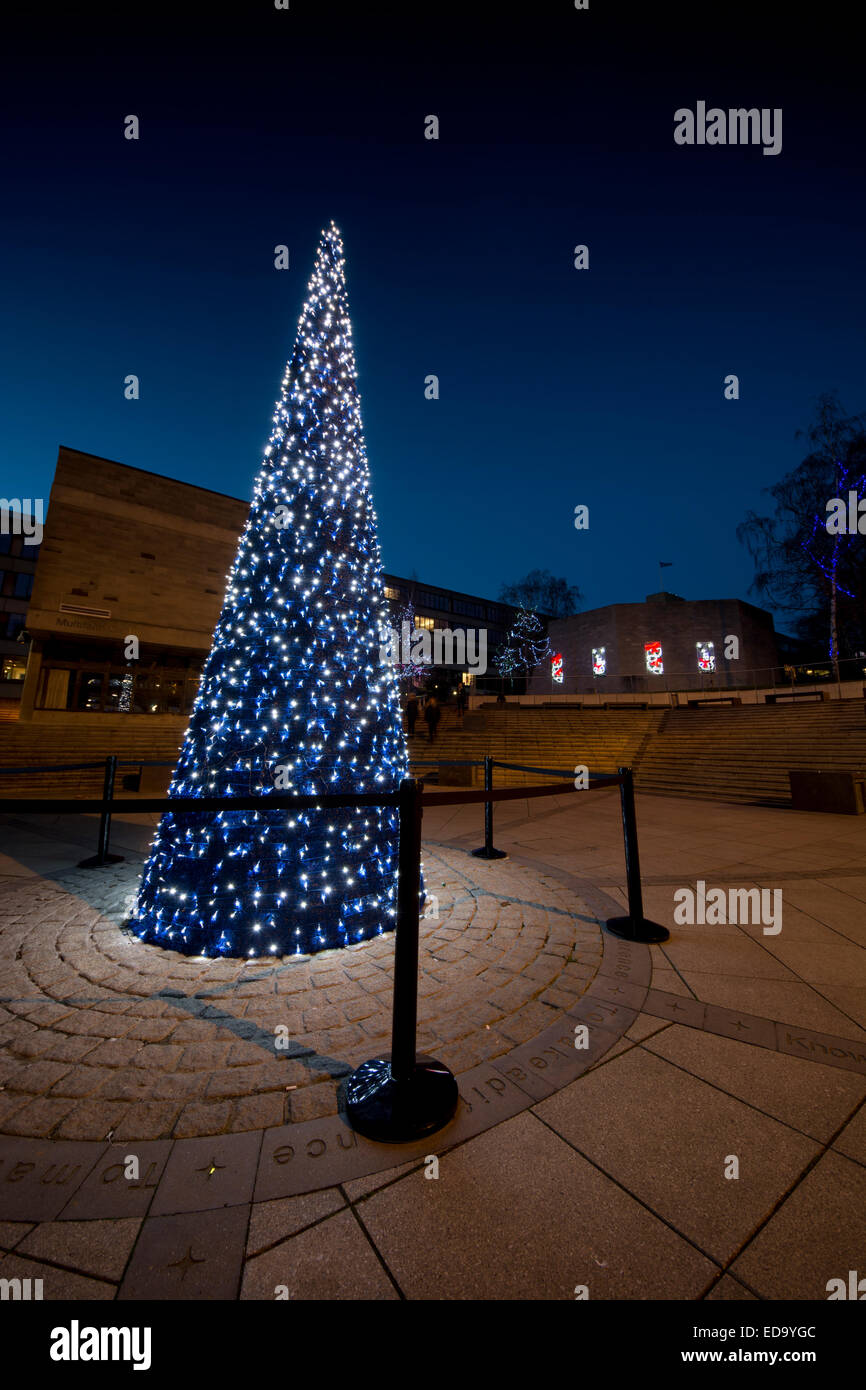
[[492, 759, 615, 780], [0, 759, 177, 774], [0, 790, 401, 815], [117, 760, 178, 767], [423, 774, 620, 808], [407, 758, 483, 766]]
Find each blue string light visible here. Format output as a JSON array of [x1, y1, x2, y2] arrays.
[[131, 223, 413, 958]]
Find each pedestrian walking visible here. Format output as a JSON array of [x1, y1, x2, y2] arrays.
[[424, 695, 441, 744], [405, 692, 419, 737]]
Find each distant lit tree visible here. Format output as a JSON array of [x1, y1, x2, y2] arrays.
[[494, 608, 551, 679]]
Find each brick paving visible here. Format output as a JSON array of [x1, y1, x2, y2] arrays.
[[0, 843, 603, 1143]]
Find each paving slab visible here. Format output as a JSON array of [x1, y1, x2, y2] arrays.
[[57, 1139, 172, 1219], [729, 1151, 866, 1300], [831, 1103, 866, 1167], [118, 1205, 250, 1300], [246, 1189, 346, 1256], [0, 1251, 115, 1299], [534, 1046, 819, 1263], [357, 1110, 716, 1299], [17, 1216, 141, 1281], [149, 1131, 262, 1216], [642, 989, 706, 1028], [775, 1022, 866, 1076], [491, 1019, 620, 1100], [0, 1137, 104, 1220], [643, 1026, 866, 1142], [704, 1274, 759, 1301], [241, 1207, 399, 1300]]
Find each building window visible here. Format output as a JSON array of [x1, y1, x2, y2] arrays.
[[5, 613, 25, 640], [645, 641, 664, 675], [1, 657, 26, 682], [384, 585, 402, 601], [20, 541, 40, 560], [453, 599, 483, 619], [414, 615, 436, 630], [418, 590, 450, 611], [697, 640, 715, 672], [13, 573, 34, 599], [592, 647, 606, 676], [35, 657, 201, 715]]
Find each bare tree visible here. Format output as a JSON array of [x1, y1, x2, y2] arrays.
[[499, 569, 582, 618], [737, 392, 866, 678]]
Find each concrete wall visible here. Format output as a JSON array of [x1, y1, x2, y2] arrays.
[[26, 447, 249, 654], [530, 592, 779, 694]]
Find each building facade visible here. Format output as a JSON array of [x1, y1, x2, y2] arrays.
[[531, 591, 780, 695], [0, 511, 40, 703], [17, 447, 517, 721]]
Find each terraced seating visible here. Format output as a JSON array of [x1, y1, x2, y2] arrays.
[[2, 699, 864, 808], [0, 719, 186, 798], [408, 706, 664, 787], [633, 700, 866, 805]]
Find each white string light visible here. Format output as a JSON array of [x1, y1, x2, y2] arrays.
[[130, 223, 415, 958]]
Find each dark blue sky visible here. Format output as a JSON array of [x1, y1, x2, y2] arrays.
[[2, 2, 863, 625]]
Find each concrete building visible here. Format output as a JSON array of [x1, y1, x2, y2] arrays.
[[530, 591, 780, 696], [18, 447, 517, 721]]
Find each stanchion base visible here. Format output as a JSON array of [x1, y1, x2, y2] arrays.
[[77, 854, 125, 869], [343, 1054, 459, 1143], [604, 914, 670, 944], [470, 847, 508, 860]]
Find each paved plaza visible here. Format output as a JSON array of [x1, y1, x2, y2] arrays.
[[1, 787, 865, 1299]]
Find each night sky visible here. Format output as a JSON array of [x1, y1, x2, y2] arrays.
[[2, 2, 863, 626]]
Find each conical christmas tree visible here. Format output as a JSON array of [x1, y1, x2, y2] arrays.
[[131, 223, 411, 958]]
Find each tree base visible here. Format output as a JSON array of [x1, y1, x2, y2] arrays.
[[77, 854, 125, 869]]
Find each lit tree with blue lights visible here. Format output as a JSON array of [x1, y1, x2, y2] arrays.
[[131, 223, 411, 958]]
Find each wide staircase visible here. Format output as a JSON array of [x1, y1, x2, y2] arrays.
[[0, 719, 186, 798], [634, 700, 866, 805], [1, 700, 865, 807], [408, 705, 663, 787]]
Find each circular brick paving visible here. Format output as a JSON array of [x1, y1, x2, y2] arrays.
[[0, 844, 605, 1143]]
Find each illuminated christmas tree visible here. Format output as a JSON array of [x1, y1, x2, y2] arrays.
[[494, 608, 550, 679], [131, 223, 411, 958]]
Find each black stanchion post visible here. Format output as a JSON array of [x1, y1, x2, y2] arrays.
[[390, 774, 423, 1083], [471, 755, 507, 860], [78, 756, 125, 869], [604, 766, 669, 943], [344, 777, 459, 1142]]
